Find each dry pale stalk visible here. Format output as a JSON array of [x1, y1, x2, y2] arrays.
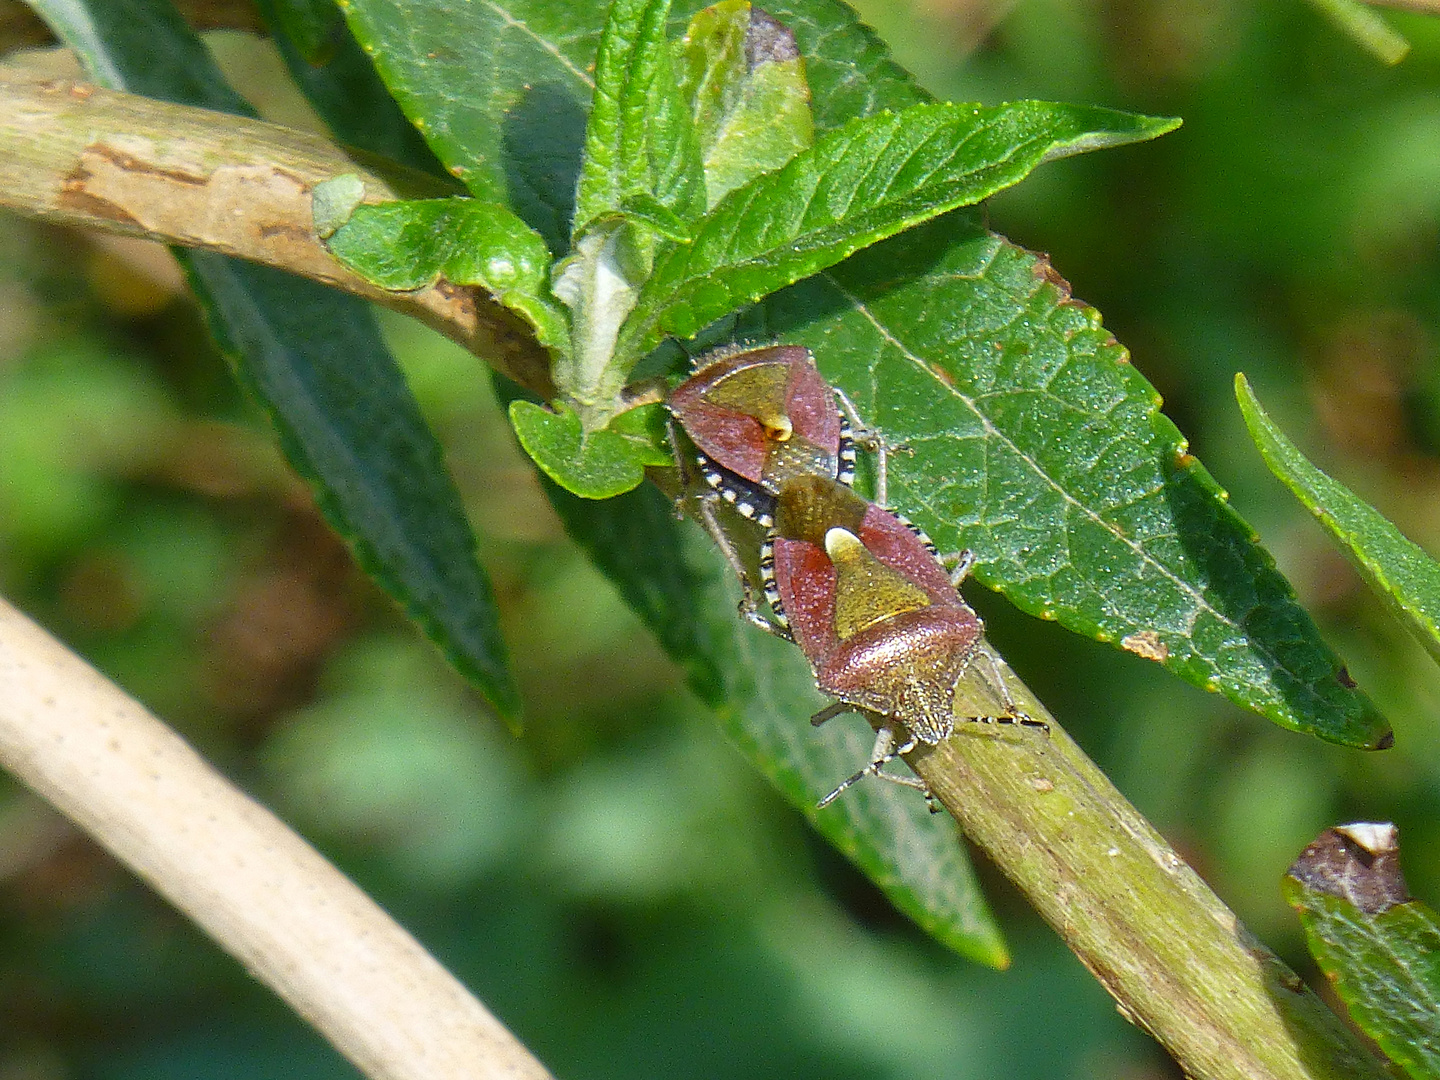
[[0, 596, 555, 1080]]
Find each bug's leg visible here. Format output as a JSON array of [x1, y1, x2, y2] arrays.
[[665, 420, 694, 521], [810, 700, 859, 727], [697, 495, 792, 640], [668, 421, 793, 639], [817, 722, 933, 808], [831, 387, 892, 507], [959, 648, 1050, 735], [833, 387, 916, 507], [942, 549, 976, 589]]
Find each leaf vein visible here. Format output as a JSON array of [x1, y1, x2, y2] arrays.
[[480, 0, 594, 89], [824, 272, 1328, 703]]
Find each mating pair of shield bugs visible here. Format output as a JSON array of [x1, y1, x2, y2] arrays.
[[666, 345, 1046, 808]]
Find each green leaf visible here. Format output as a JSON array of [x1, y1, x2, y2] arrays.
[[32, 0, 521, 721], [619, 192, 695, 243], [1237, 375, 1440, 667], [530, 459, 1010, 967], [508, 400, 670, 499], [615, 100, 1181, 361], [335, 0, 593, 248], [1285, 824, 1440, 1080], [259, 0, 344, 63], [677, 0, 814, 208], [322, 196, 569, 352], [189, 255, 521, 720], [574, 0, 705, 239], [332, 0, 922, 249], [30, 0, 253, 111], [254, 0, 449, 174], [757, 216, 1389, 748]]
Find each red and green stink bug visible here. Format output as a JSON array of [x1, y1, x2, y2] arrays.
[[668, 345, 1041, 805], [666, 344, 882, 524], [760, 475, 1044, 806], [668, 344, 890, 631]]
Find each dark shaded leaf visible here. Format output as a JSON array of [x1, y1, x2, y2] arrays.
[[31, 0, 521, 720], [259, 0, 344, 63], [336, 0, 597, 249], [255, 0, 450, 174], [188, 256, 521, 718], [32, 0, 252, 111]]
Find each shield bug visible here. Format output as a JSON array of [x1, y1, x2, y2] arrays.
[[667, 344, 885, 526], [761, 475, 1045, 807], [667, 344, 890, 630]]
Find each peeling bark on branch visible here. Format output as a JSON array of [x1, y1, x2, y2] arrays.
[[0, 70, 554, 397]]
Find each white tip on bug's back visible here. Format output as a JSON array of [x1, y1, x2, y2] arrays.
[[823, 527, 866, 563]]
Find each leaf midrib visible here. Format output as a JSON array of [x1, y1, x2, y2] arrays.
[[481, 0, 596, 90], [826, 271, 1344, 719]]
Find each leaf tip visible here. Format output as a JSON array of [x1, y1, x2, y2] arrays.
[[508, 399, 652, 499]]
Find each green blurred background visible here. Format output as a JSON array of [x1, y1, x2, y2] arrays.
[[2, 2, 1439, 1077]]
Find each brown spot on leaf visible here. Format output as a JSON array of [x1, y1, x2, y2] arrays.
[[1121, 631, 1169, 662], [746, 8, 800, 66], [1288, 823, 1410, 915], [1030, 254, 1068, 292]]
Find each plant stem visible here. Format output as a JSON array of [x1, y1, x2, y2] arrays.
[[0, 69, 554, 398], [913, 662, 1389, 1080], [0, 597, 556, 1080]]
